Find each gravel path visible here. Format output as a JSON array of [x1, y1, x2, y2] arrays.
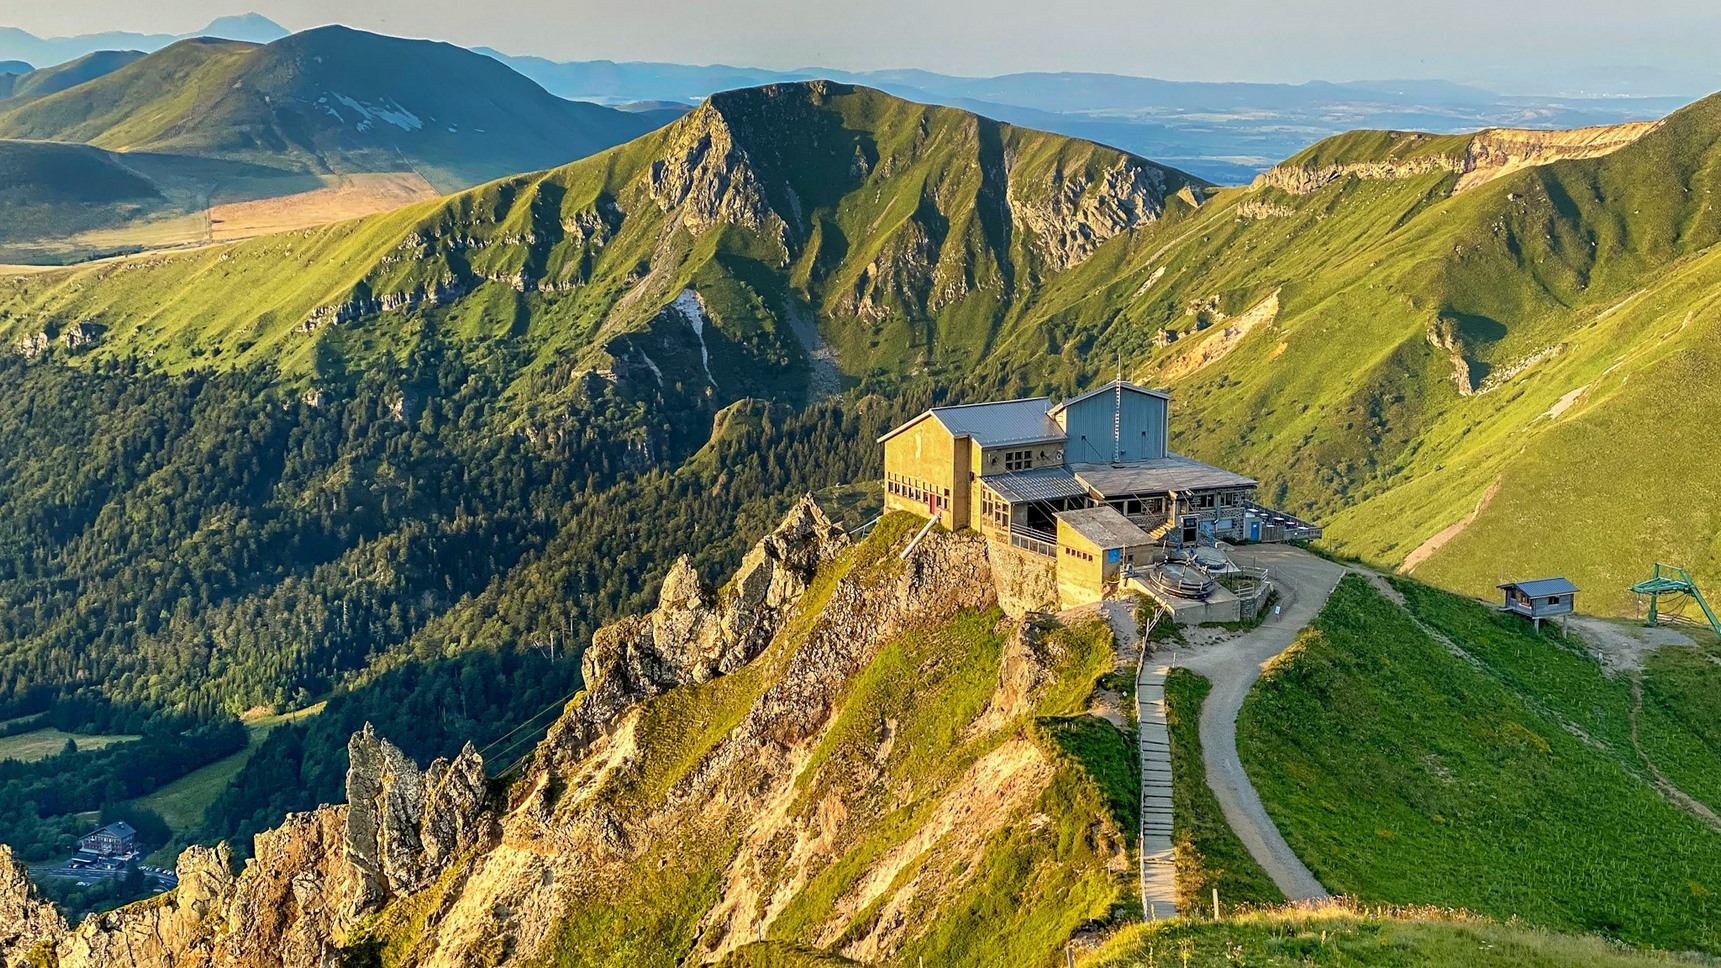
[[1177, 546, 1345, 902]]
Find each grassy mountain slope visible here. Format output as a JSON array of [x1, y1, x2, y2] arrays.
[[0, 81, 1205, 405], [0, 140, 170, 244], [0, 27, 668, 191], [332, 510, 1140, 968], [1238, 575, 1721, 951], [0, 50, 144, 107], [5, 80, 1711, 605]]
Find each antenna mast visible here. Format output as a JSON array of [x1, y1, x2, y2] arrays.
[[1113, 352, 1122, 464]]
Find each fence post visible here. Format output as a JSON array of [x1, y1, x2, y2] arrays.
[[1212, 887, 1221, 920]]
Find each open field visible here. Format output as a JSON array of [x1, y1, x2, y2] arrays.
[[0, 728, 140, 762], [0, 171, 443, 265], [207, 172, 440, 240], [134, 702, 325, 859]]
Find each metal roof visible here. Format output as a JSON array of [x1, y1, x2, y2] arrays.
[[878, 396, 1066, 447], [1056, 506, 1153, 549], [1498, 578, 1579, 596], [1072, 453, 1257, 497], [979, 467, 1088, 504], [1048, 379, 1170, 417]]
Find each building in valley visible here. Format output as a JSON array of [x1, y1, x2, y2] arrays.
[[77, 820, 138, 858], [880, 380, 1320, 609]]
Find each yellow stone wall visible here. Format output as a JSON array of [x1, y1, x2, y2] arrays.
[[883, 419, 968, 529], [1055, 522, 1111, 609]]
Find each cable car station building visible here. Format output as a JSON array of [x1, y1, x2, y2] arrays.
[[880, 381, 1319, 608]]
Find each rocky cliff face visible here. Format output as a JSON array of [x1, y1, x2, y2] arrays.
[[1254, 121, 1658, 196], [649, 101, 782, 241], [0, 499, 1126, 967], [1013, 158, 1187, 271], [0, 846, 66, 967]]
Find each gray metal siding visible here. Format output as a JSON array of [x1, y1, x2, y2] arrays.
[[1059, 391, 1167, 463]]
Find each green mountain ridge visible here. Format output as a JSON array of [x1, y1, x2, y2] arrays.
[[0, 80, 1207, 404], [3, 80, 1714, 609], [0, 27, 665, 191], [0, 49, 145, 107]]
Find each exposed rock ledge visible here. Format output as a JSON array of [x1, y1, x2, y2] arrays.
[[1254, 121, 1659, 196]]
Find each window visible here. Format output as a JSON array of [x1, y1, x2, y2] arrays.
[[1195, 494, 1216, 509], [1003, 449, 1033, 472], [1146, 497, 1165, 516], [981, 489, 1010, 530]]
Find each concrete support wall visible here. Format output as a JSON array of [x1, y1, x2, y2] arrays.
[[985, 539, 1058, 618]]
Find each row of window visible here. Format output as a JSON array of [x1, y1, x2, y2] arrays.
[[980, 489, 1010, 530], [1063, 546, 1095, 562], [886, 472, 949, 509], [1191, 492, 1243, 510]]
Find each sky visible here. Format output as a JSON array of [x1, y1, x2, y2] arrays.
[[6, 0, 1721, 92]]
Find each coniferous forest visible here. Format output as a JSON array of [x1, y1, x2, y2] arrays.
[[0, 340, 923, 882]]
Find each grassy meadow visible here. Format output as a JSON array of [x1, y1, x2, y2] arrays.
[[1087, 902, 1702, 968], [0, 728, 139, 762], [1237, 575, 1721, 952]]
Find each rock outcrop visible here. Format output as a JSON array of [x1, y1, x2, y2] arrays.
[[1254, 121, 1658, 197], [1013, 159, 1183, 271], [648, 101, 780, 238], [55, 846, 236, 968], [346, 726, 490, 908], [540, 495, 849, 777], [0, 845, 66, 967]]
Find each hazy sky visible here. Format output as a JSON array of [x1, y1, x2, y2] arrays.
[[7, 0, 1721, 89]]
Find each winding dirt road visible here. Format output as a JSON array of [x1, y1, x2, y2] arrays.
[[1178, 546, 1345, 901]]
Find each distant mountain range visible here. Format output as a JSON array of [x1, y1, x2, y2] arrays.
[[0, 13, 286, 67], [0, 26, 678, 263], [1, 14, 1697, 185], [478, 54, 1694, 183]]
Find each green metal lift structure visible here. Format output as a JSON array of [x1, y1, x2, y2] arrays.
[[1631, 563, 1721, 637]]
